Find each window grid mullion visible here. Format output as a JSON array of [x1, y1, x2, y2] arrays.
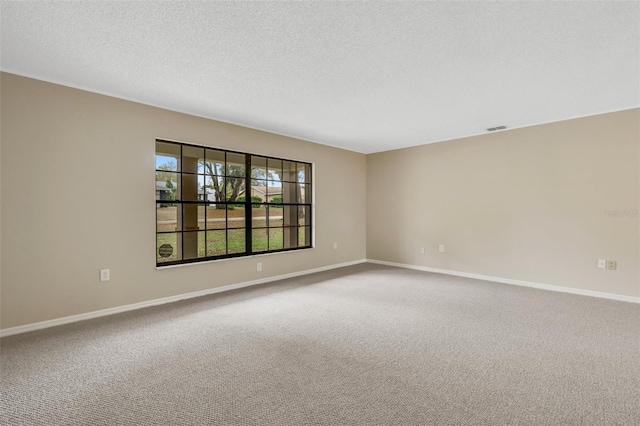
[[246, 154, 252, 255]]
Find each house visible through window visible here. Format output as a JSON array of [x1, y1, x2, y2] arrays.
[[155, 140, 312, 266]]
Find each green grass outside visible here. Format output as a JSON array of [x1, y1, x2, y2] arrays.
[[157, 226, 309, 263]]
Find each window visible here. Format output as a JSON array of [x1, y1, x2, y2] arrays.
[[155, 140, 312, 266]]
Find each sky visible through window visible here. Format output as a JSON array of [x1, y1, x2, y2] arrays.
[[156, 155, 302, 187]]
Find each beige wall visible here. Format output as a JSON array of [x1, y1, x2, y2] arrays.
[[1, 72, 638, 330], [368, 109, 640, 298], [0, 73, 367, 329]]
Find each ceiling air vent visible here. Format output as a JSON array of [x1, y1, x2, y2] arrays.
[[487, 125, 508, 132]]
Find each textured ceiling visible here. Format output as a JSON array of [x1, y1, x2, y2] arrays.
[[1, 1, 638, 153]]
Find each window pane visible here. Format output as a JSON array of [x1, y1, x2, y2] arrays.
[[227, 153, 246, 177], [250, 179, 266, 203], [182, 145, 204, 174], [197, 204, 206, 230], [201, 186, 216, 202], [196, 176, 208, 201], [206, 230, 226, 257], [282, 161, 297, 182], [283, 227, 299, 249], [267, 158, 282, 183], [206, 204, 226, 229], [205, 175, 224, 202], [299, 226, 311, 247], [251, 156, 267, 180], [252, 204, 267, 228], [156, 141, 180, 171], [205, 149, 225, 183], [271, 190, 284, 206], [297, 205, 310, 226], [299, 184, 311, 203], [282, 205, 298, 227], [271, 185, 284, 205], [226, 205, 246, 229], [297, 163, 311, 184], [183, 231, 206, 260], [269, 227, 283, 250], [228, 229, 246, 254], [267, 183, 282, 202], [157, 233, 180, 263], [157, 203, 180, 232], [252, 228, 268, 252], [282, 181, 297, 204], [156, 171, 180, 201], [183, 204, 205, 231], [226, 177, 245, 202], [181, 174, 204, 201], [268, 206, 283, 227]]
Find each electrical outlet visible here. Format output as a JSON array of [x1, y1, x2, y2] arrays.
[[333, 242, 338, 249], [597, 259, 606, 269], [438, 244, 445, 253], [257, 262, 262, 272], [100, 269, 110, 282], [420, 247, 425, 254], [606, 260, 617, 270]]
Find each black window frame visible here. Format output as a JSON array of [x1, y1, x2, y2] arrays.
[[155, 139, 313, 267]]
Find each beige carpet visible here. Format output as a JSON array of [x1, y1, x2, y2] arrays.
[[1, 263, 639, 425]]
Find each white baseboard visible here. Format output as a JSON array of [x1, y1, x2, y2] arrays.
[[367, 259, 640, 304], [0, 259, 367, 338]]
